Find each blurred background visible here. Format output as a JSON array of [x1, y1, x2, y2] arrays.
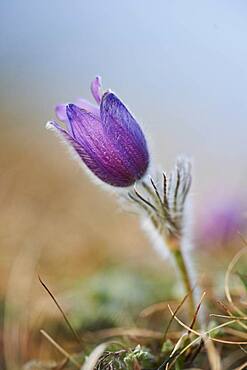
[[1, 0, 247, 368]]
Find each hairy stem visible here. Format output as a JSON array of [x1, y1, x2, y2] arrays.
[[169, 240, 196, 323]]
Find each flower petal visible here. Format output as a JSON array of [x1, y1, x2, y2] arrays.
[[90, 76, 102, 104], [55, 103, 76, 136], [75, 98, 100, 117], [47, 120, 115, 183], [55, 104, 67, 122], [64, 104, 142, 186], [100, 92, 149, 180]]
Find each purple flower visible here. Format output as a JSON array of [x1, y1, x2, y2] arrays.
[[197, 198, 247, 247], [47, 77, 149, 187]]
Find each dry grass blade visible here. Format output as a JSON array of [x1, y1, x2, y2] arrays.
[[139, 301, 169, 318], [223, 327, 247, 340], [239, 345, 247, 354], [38, 274, 82, 345], [40, 329, 81, 368], [81, 343, 108, 370], [168, 305, 247, 345], [163, 292, 190, 341], [166, 331, 221, 370], [203, 339, 222, 370], [210, 314, 247, 320], [215, 300, 247, 331], [191, 292, 221, 370], [165, 336, 201, 370], [168, 332, 188, 357], [167, 304, 200, 336], [216, 299, 234, 317], [224, 247, 247, 321], [208, 337, 247, 344], [188, 292, 206, 334], [156, 333, 187, 370], [233, 361, 247, 370], [164, 333, 188, 370]]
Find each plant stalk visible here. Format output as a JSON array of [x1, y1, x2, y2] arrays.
[[167, 237, 196, 323]]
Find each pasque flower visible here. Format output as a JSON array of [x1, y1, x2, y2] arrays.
[[47, 77, 149, 187], [47, 78, 198, 324], [198, 199, 247, 247]]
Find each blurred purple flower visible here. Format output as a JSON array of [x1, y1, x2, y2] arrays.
[[47, 77, 149, 187], [198, 199, 247, 247]]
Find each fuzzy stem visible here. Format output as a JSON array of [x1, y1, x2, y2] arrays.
[[168, 239, 196, 323]]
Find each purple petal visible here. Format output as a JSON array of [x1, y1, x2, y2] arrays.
[[75, 98, 100, 117], [199, 200, 246, 246], [48, 120, 116, 183], [55, 99, 100, 135], [63, 104, 143, 186], [55, 104, 67, 122], [100, 92, 149, 180], [90, 76, 102, 104], [55, 103, 75, 136]]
